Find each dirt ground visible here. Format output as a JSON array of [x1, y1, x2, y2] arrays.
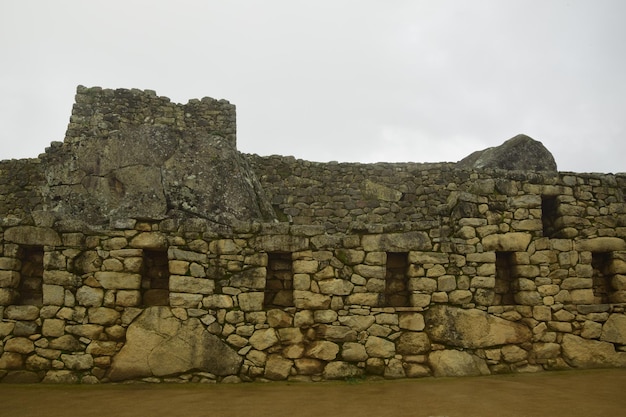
[[1, 369, 625, 417]]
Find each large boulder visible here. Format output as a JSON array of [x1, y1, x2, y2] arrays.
[[425, 305, 531, 348], [40, 86, 275, 225], [108, 307, 242, 381], [457, 134, 557, 171], [562, 334, 626, 368]]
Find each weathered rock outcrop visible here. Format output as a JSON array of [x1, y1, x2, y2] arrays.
[[39, 86, 275, 225], [457, 134, 557, 171]]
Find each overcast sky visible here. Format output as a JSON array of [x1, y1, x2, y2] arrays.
[[1, 1, 624, 173]]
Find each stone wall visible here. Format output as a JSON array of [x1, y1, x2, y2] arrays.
[[1, 87, 626, 384]]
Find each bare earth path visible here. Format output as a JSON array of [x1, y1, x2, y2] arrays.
[[1, 369, 624, 417]]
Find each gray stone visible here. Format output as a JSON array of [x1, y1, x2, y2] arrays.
[[425, 305, 532, 348], [108, 307, 242, 381], [456, 134, 557, 171]]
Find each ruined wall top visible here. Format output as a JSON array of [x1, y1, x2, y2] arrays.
[[64, 85, 237, 147]]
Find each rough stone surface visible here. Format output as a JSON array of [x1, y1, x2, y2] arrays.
[[428, 350, 490, 377], [456, 134, 557, 171], [108, 307, 241, 381], [562, 334, 626, 368], [425, 305, 532, 348]]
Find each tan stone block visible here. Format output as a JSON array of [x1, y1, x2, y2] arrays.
[[294, 290, 332, 309], [318, 278, 354, 295], [292, 260, 319, 274], [482, 232, 531, 252], [410, 293, 432, 307], [170, 275, 214, 294], [408, 251, 449, 264], [344, 292, 378, 306], [365, 336, 395, 358], [576, 237, 626, 252], [306, 340, 339, 360], [95, 272, 141, 289], [5, 337, 35, 354], [4, 226, 61, 246], [449, 290, 472, 304], [116, 290, 141, 306], [43, 284, 65, 306], [399, 312, 425, 331], [570, 289, 594, 304], [408, 277, 436, 292]]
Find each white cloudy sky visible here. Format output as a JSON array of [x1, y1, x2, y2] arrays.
[[1, 1, 624, 173]]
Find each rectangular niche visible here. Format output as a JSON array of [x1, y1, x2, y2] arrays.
[[591, 252, 613, 304], [541, 195, 559, 237], [142, 249, 170, 306], [494, 251, 516, 305], [264, 252, 294, 308], [385, 252, 409, 307], [18, 245, 44, 306]]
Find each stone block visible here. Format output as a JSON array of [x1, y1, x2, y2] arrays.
[[396, 332, 430, 355], [482, 232, 531, 252], [237, 292, 264, 311], [4, 226, 61, 246], [317, 325, 357, 342], [470, 276, 495, 289], [410, 293, 432, 307], [43, 284, 65, 306], [576, 237, 626, 252], [365, 336, 395, 358], [294, 358, 324, 375], [323, 361, 363, 379], [170, 275, 214, 294], [306, 340, 339, 361], [5, 337, 35, 354], [95, 272, 141, 289], [42, 319, 65, 337], [408, 251, 449, 264], [362, 231, 432, 252], [341, 342, 368, 362], [449, 290, 472, 304], [76, 286, 104, 307], [294, 290, 331, 309], [249, 328, 279, 350], [88, 307, 120, 325], [428, 350, 489, 377], [293, 273, 311, 290], [399, 312, 425, 331], [425, 305, 531, 349], [5, 305, 40, 320], [0, 270, 20, 287], [570, 289, 594, 305], [318, 278, 354, 295], [600, 314, 626, 344], [116, 290, 141, 307], [408, 277, 437, 292], [264, 355, 292, 380]]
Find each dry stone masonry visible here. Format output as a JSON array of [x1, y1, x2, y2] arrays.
[[1, 86, 626, 384]]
